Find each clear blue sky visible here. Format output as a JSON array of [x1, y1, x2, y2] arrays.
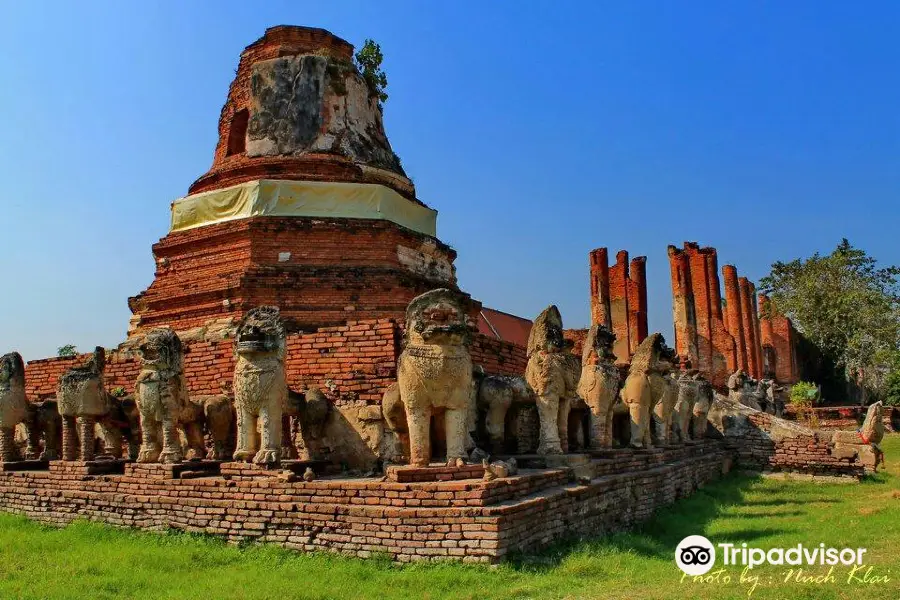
[[1, 1, 898, 361]]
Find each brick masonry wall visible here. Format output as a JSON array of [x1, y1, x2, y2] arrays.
[[0, 441, 729, 563], [129, 217, 460, 335], [709, 398, 866, 477], [470, 335, 527, 377], [782, 405, 898, 432], [25, 322, 525, 403]]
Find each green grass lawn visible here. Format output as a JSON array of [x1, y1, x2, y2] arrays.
[[0, 437, 897, 600]]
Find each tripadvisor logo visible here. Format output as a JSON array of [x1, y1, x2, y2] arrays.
[[676, 535, 716, 575], [675, 535, 869, 575]]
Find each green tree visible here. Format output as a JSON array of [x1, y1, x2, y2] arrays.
[[760, 239, 900, 400], [57, 344, 77, 357], [354, 39, 388, 106]]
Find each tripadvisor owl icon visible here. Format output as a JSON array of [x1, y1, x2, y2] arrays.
[[676, 535, 716, 575]]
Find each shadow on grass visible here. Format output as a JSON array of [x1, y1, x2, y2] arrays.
[[506, 471, 776, 571], [740, 497, 840, 507]]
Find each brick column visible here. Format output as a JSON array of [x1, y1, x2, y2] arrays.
[[738, 277, 760, 378], [589, 248, 612, 329], [749, 282, 764, 379], [629, 255, 649, 355], [667, 245, 698, 368], [722, 265, 747, 371]]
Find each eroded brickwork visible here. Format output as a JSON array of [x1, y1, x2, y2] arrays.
[[190, 26, 414, 199], [758, 294, 800, 385], [738, 277, 761, 379], [667, 243, 735, 386], [129, 217, 461, 336], [719, 410, 863, 477], [589, 248, 647, 365], [0, 441, 729, 563]]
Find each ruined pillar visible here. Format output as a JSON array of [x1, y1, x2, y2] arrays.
[[667, 245, 698, 368], [685, 244, 713, 376], [758, 293, 800, 384], [589, 248, 612, 330], [750, 282, 764, 379], [759, 294, 776, 378], [593, 248, 648, 366], [722, 265, 747, 371], [629, 256, 649, 355], [667, 242, 737, 388], [738, 277, 760, 378]]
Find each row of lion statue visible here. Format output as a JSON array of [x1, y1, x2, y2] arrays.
[[0, 289, 769, 469], [0, 306, 330, 465], [381, 290, 715, 467]]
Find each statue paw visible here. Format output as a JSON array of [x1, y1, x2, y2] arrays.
[[158, 449, 183, 464], [447, 457, 466, 467], [137, 448, 160, 463], [232, 450, 254, 463], [537, 443, 563, 455], [253, 449, 280, 465], [184, 448, 204, 462]]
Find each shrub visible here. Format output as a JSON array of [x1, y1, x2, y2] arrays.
[[790, 381, 820, 428], [885, 369, 900, 406], [57, 344, 77, 358], [790, 381, 819, 405], [354, 39, 388, 105]]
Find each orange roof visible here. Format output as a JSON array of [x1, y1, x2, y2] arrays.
[[477, 307, 532, 347]]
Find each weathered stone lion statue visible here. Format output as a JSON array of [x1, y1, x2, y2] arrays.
[[57, 347, 110, 461], [476, 374, 535, 454], [558, 340, 582, 452], [525, 305, 569, 455], [620, 333, 668, 448], [23, 398, 61, 460], [98, 393, 141, 460], [0, 352, 28, 462], [650, 343, 678, 445], [232, 306, 288, 464], [397, 289, 473, 467], [134, 329, 201, 463], [727, 370, 760, 410], [830, 401, 885, 472], [576, 325, 619, 449], [672, 368, 700, 442], [692, 377, 713, 439], [753, 379, 772, 414]]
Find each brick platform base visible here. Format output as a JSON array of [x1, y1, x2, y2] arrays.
[[0, 440, 729, 563]]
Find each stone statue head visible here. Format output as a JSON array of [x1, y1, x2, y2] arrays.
[[0, 352, 24, 390], [629, 332, 667, 374], [658, 345, 677, 372], [404, 288, 470, 347], [526, 305, 565, 357], [235, 306, 286, 358], [60, 347, 106, 388], [860, 401, 884, 446], [138, 329, 183, 373], [728, 369, 748, 390], [582, 324, 616, 366]]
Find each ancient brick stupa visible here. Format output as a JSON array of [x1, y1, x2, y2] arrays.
[[128, 26, 461, 336]]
